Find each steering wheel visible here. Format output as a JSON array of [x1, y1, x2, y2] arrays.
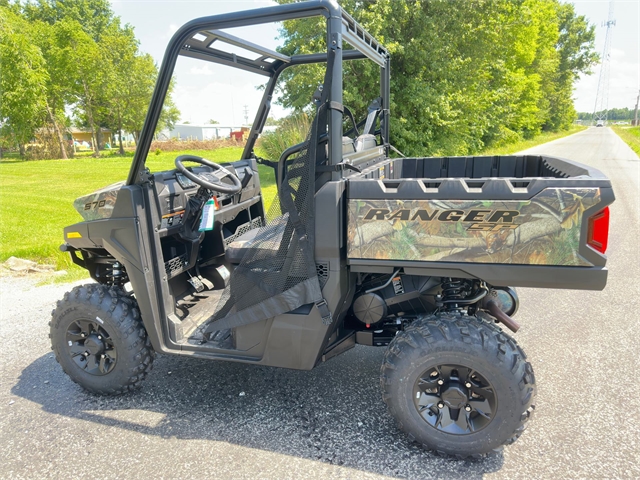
[[174, 155, 242, 194]]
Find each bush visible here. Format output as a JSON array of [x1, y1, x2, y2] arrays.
[[149, 138, 241, 152], [25, 130, 74, 160], [257, 112, 312, 160]]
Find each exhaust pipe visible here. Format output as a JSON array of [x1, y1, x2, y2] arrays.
[[485, 300, 520, 333]]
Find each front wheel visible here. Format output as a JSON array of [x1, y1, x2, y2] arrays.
[[381, 314, 535, 457], [50, 284, 155, 395]]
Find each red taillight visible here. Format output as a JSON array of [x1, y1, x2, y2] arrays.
[[587, 207, 609, 254]]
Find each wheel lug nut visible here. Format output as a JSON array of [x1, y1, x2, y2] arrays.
[[437, 379, 444, 385], [465, 382, 472, 388], [80, 333, 85, 338], [465, 405, 472, 412], [437, 402, 445, 409]]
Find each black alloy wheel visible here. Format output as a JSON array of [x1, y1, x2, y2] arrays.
[[66, 319, 117, 376], [50, 284, 155, 395], [381, 314, 536, 457], [414, 364, 496, 435]]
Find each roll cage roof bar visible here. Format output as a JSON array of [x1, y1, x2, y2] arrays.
[[127, 0, 390, 186]]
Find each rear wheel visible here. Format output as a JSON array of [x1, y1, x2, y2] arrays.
[[381, 314, 535, 457], [50, 284, 155, 395]]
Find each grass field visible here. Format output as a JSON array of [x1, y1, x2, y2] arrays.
[[612, 125, 640, 156], [0, 126, 586, 282], [0, 147, 277, 281], [478, 125, 586, 155]]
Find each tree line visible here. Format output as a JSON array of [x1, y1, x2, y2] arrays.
[[276, 0, 599, 156], [577, 108, 637, 122], [1, 0, 600, 160], [0, 0, 178, 159]]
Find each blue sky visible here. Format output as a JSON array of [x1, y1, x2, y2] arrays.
[[110, 0, 639, 124]]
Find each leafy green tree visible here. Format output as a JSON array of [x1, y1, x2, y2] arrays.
[[22, 0, 149, 156], [117, 54, 158, 151], [579, 108, 635, 122], [274, 0, 597, 155], [32, 19, 75, 158], [533, 2, 598, 131], [96, 24, 147, 154], [49, 18, 105, 156], [2, 0, 174, 159], [156, 79, 180, 138], [23, 0, 116, 42], [0, 7, 48, 156]]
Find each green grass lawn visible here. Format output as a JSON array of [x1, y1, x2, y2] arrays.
[[0, 147, 277, 281], [478, 125, 586, 155], [612, 125, 640, 157]]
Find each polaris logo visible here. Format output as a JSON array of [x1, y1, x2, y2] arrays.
[[362, 208, 520, 232]]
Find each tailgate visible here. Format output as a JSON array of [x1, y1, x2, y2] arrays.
[[345, 155, 614, 290]]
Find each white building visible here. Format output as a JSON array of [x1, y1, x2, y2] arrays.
[[169, 124, 242, 141]]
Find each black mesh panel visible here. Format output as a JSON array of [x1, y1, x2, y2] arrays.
[[202, 112, 325, 335]]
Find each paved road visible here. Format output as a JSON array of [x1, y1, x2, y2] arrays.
[[1, 127, 638, 479]]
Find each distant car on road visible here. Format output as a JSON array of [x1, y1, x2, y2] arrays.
[[596, 120, 604, 127]]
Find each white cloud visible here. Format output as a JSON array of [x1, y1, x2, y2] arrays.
[[190, 65, 214, 76], [610, 48, 626, 60], [172, 86, 291, 125], [573, 50, 639, 112], [174, 81, 271, 125], [171, 55, 290, 126]]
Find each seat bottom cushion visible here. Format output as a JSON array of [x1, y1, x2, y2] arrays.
[[225, 228, 262, 264]]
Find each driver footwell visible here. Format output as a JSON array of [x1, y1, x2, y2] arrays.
[[172, 289, 232, 347]]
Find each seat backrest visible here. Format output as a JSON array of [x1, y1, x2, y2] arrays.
[[354, 133, 377, 152], [342, 136, 355, 155]]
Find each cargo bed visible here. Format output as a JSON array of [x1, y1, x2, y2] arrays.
[[346, 154, 614, 290]]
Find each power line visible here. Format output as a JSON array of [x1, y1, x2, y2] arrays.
[[592, 1, 616, 125]]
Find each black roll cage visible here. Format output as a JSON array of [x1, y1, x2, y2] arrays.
[[126, 0, 390, 186]]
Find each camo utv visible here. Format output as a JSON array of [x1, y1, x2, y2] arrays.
[[51, 0, 613, 457]]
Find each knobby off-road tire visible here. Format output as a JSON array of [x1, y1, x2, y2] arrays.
[[381, 314, 536, 458], [50, 284, 155, 395]]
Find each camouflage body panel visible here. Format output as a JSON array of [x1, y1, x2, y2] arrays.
[[73, 182, 124, 221], [347, 188, 601, 266]]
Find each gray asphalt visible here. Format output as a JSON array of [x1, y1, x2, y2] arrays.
[[1, 127, 639, 479]]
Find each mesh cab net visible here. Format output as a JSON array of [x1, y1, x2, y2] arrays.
[[202, 109, 327, 336]]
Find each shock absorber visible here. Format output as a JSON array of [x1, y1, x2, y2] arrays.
[[105, 261, 128, 287], [437, 278, 489, 311], [440, 278, 467, 310]]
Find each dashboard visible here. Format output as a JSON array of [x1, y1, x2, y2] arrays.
[[151, 159, 262, 237]]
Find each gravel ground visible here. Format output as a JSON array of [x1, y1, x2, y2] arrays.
[[0, 276, 505, 479], [1, 127, 639, 479]]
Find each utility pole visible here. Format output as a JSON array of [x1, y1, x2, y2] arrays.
[[634, 90, 639, 126], [592, 1, 616, 126], [243, 105, 249, 125]]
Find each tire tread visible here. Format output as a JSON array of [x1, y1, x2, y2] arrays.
[[50, 283, 155, 396], [381, 313, 536, 458]]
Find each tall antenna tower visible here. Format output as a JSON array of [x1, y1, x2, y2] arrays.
[[592, 1, 616, 125]]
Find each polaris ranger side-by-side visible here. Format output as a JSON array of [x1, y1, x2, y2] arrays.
[[51, 1, 614, 457]]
